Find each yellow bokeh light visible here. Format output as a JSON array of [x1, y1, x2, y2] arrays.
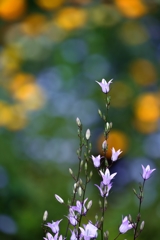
[[14, 83, 45, 111], [114, 0, 148, 18], [97, 130, 129, 158], [9, 73, 35, 92], [119, 21, 149, 45], [21, 14, 47, 36], [134, 93, 159, 122], [130, 59, 157, 86], [0, 0, 26, 21], [36, 0, 64, 10], [55, 7, 87, 30], [9, 73, 46, 111]]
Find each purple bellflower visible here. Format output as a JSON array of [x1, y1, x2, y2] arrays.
[[79, 222, 98, 240], [71, 198, 88, 215], [45, 219, 62, 233], [95, 182, 112, 198], [52, 233, 63, 240], [111, 147, 122, 161], [44, 233, 54, 240], [141, 165, 156, 180], [119, 216, 133, 234], [70, 229, 78, 240], [100, 168, 117, 186], [67, 208, 77, 226], [96, 78, 113, 93], [91, 155, 101, 168]]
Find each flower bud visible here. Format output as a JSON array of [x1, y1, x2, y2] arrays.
[[43, 210, 48, 221], [101, 217, 104, 223], [74, 183, 77, 190], [78, 187, 82, 197], [87, 200, 92, 210], [140, 221, 145, 231], [86, 129, 91, 140], [102, 140, 107, 151], [98, 109, 102, 117], [95, 215, 98, 222], [104, 231, 109, 240], [85, 162, 88, 171], [69, 168, 73, 176], [106, 122, 110, 130], [76, 117, 81, 126], [89, 171, 93, 179], [55, 194, 64, 204], [128, 214, 132, 222]]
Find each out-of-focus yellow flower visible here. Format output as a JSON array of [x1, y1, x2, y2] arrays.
[[134, 93, 159, 122], [97, 130, 128, 158], [89, 4, 121, 27], [114, 0, 148, 18], [9, 73, 34, 92], [13, 82, 45, 110], [0, 0, 26, 21], [134, 93, 159, 133], [119, 21, 149, 45], [0, 101, 27, 130], [9, 73, 46, 111], [21, 14, 47, 36], [55, 7, 87, 30], [130, 59, 157, 86], [36, 0, 64, 10], [110, 81, 133, 107]]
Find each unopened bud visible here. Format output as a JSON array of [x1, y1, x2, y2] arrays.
[[89, 171, 93, 179], [69, 168, 73, 176], [140, 221, 145, 231], [76, 117, 81, 126], [87, 200, 92, 210], [43, 210, 48, 221], [86, 129, 91, 140], [79, 178, 83, 185], [101, 217, 104, 223], [55, 194, 64, 204], [133, 188, 137, 195], [95, 215, 98, 222], [102, 140, 107, 150], [78, 187, 82, 196], [74, 183, 77, 190], [98, 109, 102, 117], [109, 122, 112, 128], [80, 160, 84, 167], [104, 231, 109, 240], [106, 122, 110, 130], [85, 162, 88, 171], [128, 214, 132, 222]]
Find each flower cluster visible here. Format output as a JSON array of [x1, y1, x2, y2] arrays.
[[43, 79, 156, 240]]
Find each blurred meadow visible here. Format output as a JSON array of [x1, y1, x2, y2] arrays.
[[0, 0, 160, 239]]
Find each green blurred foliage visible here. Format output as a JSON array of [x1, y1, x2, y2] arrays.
[[0, 0, 160, 239]]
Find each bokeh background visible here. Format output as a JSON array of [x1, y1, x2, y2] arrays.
[[0, 0, 160, 239]]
